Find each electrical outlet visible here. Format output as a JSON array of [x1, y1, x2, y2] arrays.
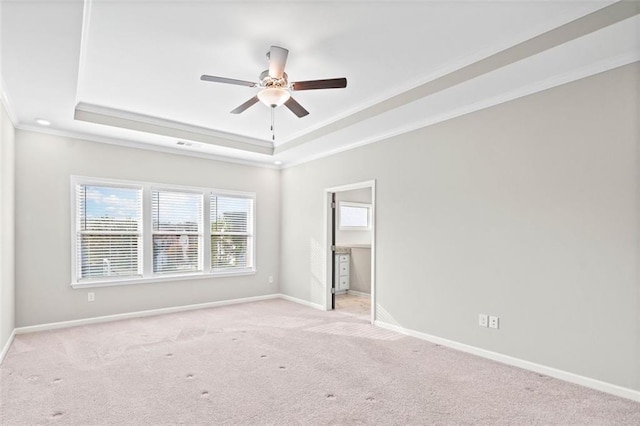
[[489, 316, 499, 329], [478, 314, 488, 327], [88, 292, 95, 302], [268, 276, 274, 284]]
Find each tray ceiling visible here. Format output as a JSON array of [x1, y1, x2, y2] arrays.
[[1, 1, 638, 167]]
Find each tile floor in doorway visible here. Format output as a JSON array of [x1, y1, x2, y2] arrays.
[[335, 292, 371, 319]]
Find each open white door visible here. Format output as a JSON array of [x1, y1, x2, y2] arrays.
[[324, 180, 376, 324]]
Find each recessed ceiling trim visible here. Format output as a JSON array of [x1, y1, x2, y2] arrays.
[[276, 2, 615, 146], [74, 102, 274, 155], [16, 123, 279, 170], [274, 0, 640, 155], [281, 52, 640, 170], [75, 0, 93, 106]]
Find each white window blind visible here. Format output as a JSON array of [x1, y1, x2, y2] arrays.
[[210, 195, 254, 271], [72, 176, 256, 287], [76, 184, 143, 281], [152, 190, 203, 274]]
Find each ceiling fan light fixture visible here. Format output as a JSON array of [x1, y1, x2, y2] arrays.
[[257, 87, 290, 107]]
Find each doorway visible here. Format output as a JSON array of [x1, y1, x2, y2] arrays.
[[324, 181, 375, 324]]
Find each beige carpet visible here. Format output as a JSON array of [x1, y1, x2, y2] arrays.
[[1, 299, 639, 425]]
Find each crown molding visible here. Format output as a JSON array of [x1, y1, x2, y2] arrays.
[[0, 76, 19, 126]]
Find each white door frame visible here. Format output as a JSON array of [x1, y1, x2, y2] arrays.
[[324, 180, 376, 324]]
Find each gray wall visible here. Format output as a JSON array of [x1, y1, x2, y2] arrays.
[[0, 99, 16, 352], [15, 131, 280, 326], [280, 63, 640, 391], [348, 247, 371, 295], [335, 187, 372, 247]]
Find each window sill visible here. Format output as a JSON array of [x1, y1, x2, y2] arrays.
[[70, 269, 256, 289]]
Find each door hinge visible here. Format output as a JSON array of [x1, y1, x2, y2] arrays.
[[331, 245, 336, 251], [331, 288, 336, 294], [331, 202, 336, 208]]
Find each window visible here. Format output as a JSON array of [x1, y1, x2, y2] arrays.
[[71, 176, 256, 287], [339, 202, 371, 230], [152, 190, 203, 274], [211, 195, 254, 271], [75, 183, 143, 281]]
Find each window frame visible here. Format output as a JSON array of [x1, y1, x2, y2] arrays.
[[70, 176, 256, 289], [151, 187, 204, 275], [210, 193, 255, 272], [338, 201, 372, 231], [71, 178, 144, 284]]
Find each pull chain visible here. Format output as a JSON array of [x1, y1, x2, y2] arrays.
[[270, 106, 275, 141]]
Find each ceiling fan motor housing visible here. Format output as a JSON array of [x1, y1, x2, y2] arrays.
[[260, 70, 289, 89]]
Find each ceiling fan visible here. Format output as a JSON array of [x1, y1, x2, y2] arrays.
[[200, 45, 347, 139]]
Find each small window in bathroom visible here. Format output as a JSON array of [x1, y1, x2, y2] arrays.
[[339, 202, 371, 230]]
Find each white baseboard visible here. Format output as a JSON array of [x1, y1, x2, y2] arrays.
[[278, 294, 326, 311], [12, 295, 636, 403], [13, 293, 326, 336], [347, 290, 370, 298], [0, 329, 16, 365], [375, 320, 640, 403], [15, 294, 280, 334]]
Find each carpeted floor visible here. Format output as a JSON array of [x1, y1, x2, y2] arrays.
[[1, 299, 639, 425]]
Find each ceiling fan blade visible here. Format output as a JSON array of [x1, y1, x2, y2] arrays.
[[201, 75, 257, 87], [284, 97, 309, 118], [230, 96, 260, 114], [268, 46, 289, 79], [291, 78, 347, 91]]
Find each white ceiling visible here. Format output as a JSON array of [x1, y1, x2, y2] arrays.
[[1, 0, 638, 167]]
